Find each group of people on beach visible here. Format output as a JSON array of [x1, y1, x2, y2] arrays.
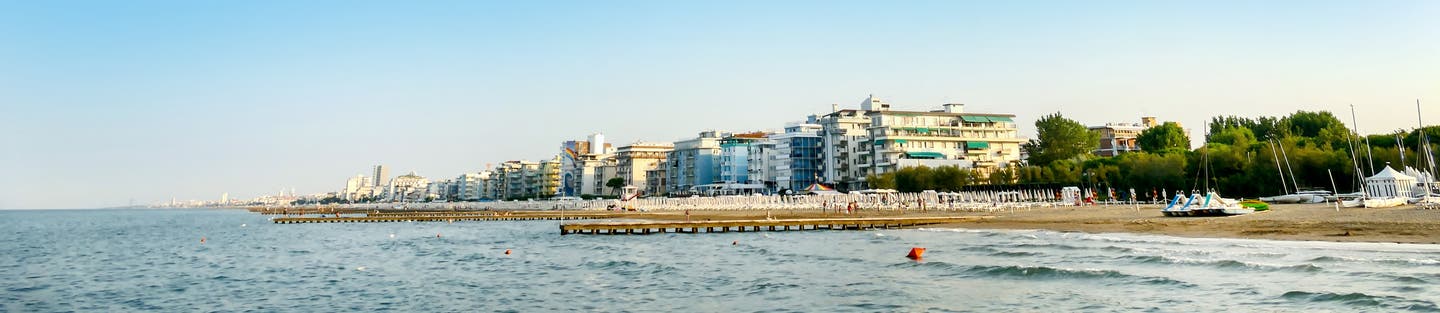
[[820, 200, 866, 214]]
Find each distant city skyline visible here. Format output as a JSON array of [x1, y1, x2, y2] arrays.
[[2, 1, 1437, 209]]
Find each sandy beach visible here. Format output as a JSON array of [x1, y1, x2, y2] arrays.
[[638, 204, 1440, 244]]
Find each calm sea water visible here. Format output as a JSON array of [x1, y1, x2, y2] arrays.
[[2, 209, 1437, 312]]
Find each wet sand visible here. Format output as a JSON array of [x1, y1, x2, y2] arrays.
[[635, 204, 1440, 244]]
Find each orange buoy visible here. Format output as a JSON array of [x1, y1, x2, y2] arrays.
[[200, 237, 206, 244], [907, 247, 925, 259], [504, 249, 512, 255]]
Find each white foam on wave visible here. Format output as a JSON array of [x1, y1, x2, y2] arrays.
[[916, 227, 1440, 254]]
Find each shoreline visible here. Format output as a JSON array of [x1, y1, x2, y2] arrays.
[[638, 203, 1440, 244]]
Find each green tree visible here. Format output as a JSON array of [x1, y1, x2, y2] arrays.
[[865, 173, 896, 190], [1116, 152, 1188, 195], [1209, 126, 1256, 147], [1137, 122, 1190, 152], [1210, 116, 1283, 140], [1023, 112, 1099, 166], [895, 166, 937, 192], [988, 167, 1018, 185], [605, 177, 626, 195], [932, 166, 967, 191], [1279, 111, 1348, 139]]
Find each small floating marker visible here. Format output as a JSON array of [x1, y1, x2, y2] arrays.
[[907, 247, 926, 260], [732, 240, 738, 246], [389, 233, 396, 239], [241, 224, 247, 227], [504, 249, 512, 255], [200, 237, 207, 244], [356, 266, 367, 271], [436, 233, 442, 238]]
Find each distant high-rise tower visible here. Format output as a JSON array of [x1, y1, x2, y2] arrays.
[[373, 165, 389, 188], [220, 192, 228, 203], [589, 133, 606, 155]]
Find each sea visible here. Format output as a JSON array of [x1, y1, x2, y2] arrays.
[[2, 209, 1437, 312]]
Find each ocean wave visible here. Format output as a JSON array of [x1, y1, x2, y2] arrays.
[[913, 228, 1007, 237], [1308, 256, 1440, 266], [745, 281, 802, 295], [1391, 286, 1426, 293], [580, 260, 680, 276], [1281, 291, 1440, 312], [1124, 255, 1323, 272], [1344, 272, 1434, 284], [1079, 233, 1200, 246], [1006, 243, 1089, 250], [1099, 246, 1136, 253], [457, 253, 488, 262], [989, 251, 1043, 257], [961, 264, 1192, 286]]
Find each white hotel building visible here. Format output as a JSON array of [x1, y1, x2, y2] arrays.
[[819, 95, 1023, 190]]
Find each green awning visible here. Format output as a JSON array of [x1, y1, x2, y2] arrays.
[[917, 127, 930, 133], [905, 152, 945, 159], [966, 141, 990, 149], [873, 140, 885, 145], [894, 139, 908, 144], [960, 116, 990, 123], [987, 116, 1014, 122]]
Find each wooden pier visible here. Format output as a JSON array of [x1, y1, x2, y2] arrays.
[[364, 211, 610, 217], [558, 216, 990, 235], [272, 212, 631, 224]]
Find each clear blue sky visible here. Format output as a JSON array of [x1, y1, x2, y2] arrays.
[[1, 1, 1436, 209]]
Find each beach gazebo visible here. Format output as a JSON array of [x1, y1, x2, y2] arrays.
[[1365, 164, 1417, 198]]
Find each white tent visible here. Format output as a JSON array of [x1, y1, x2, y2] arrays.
[[1366, 165, 1417, 198]]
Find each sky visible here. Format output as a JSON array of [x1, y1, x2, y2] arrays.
[[1, 0, 1437, 209]]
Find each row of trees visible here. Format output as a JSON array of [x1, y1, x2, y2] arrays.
[[868, 110, 1440, 200]]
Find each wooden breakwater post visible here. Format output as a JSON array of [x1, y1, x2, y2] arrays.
[[558, 216, 991, 235]]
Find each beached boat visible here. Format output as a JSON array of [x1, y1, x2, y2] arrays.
[[1362, 196, 1407, 208], [1165, 122, 1255, 217], [1258, 190, 1330, 204], [1162, 191, 1255, 216], [1340, 198, 1364, 208]]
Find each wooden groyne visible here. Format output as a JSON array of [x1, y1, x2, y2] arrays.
[[364, 211, 611, 217], [558, 216, 990, 235], [251, 208, 375, 215], [272, 212, 631, 224]]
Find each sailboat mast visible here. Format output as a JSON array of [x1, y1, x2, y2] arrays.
[[1343, 120, 1367, 196], [1203, 123, 1211, 192], [1397, 132, 1407, 169], [1276, 140, 1300, 193], [1351, 104, 1375, 176], [1419, 99, 1435, 195], [1268, 139, 1289, 194]]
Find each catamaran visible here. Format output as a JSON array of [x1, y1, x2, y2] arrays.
[[1163, 121, 1254, 217], [1162, 190, 1254, 216]]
